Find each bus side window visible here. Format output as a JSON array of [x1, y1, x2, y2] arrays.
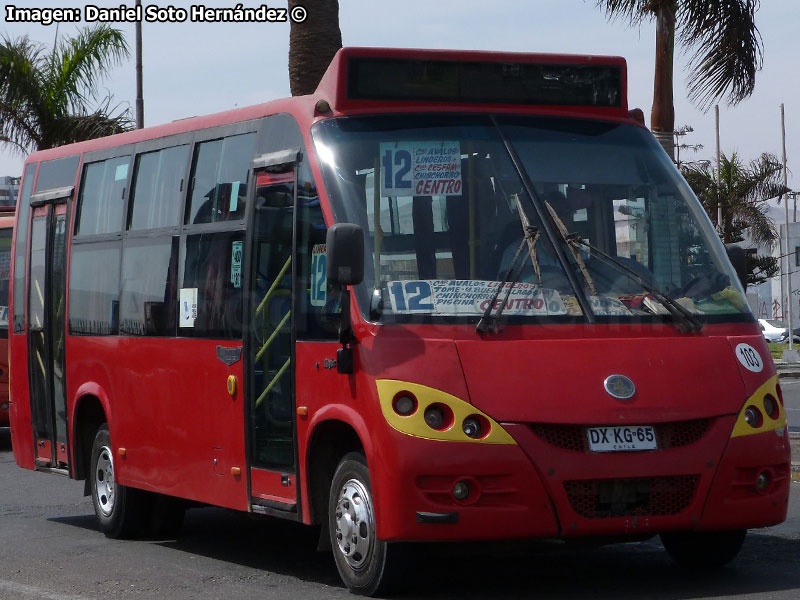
[[128, 145, 189, 230], [119, 237, 178, 336], [180, 231, 245, 339], [185, 133, 255, 225], [68, 242, 121, 335], [75, 156, 130, 236]]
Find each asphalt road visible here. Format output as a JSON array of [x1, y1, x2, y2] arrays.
[[0, 427, 799, 600]]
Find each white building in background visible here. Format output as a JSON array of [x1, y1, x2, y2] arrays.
[[0, 176, 19, 207], [746, 201, 800, 321]]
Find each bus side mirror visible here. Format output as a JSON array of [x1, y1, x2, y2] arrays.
[[725, 244, 748, 290], [326, 223, 364, 286], [326, 223, 364, 375]]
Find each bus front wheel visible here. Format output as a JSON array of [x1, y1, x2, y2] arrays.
[[660, 529, 747, 569], [328, 452, 393, 596], [89, 424, 148, 539]]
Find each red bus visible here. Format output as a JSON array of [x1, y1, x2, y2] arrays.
[[9, 48, 790, 595], [0, 206, 14, 425]]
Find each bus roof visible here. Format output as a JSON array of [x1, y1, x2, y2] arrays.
[[25, 47, 629, 166]]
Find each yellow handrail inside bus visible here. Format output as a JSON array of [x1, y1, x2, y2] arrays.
[[256, 310, 291, 362], [256, 255, 292, 317], [255, 357, 291, 408]]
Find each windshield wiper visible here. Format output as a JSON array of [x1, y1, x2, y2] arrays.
[[567, 234, 703, 333], [476, 195, 541, 334]]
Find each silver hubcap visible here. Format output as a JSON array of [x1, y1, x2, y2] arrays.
[[334, 478, 374, 570], [95, 445, 115, 517]]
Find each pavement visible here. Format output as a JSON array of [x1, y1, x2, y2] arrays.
[[774, 358, 800, 482]]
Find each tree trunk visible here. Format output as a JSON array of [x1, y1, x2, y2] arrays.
[[288, 0, 342, 97], [650, 0, 677, 161]]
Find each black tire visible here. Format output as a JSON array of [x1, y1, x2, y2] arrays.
[[661, 529, 747, 569], [89, 424, 150, 539], [329, 452, 395, 596]]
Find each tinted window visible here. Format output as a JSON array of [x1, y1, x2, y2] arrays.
[[35, 155, 79, 191], [295, 163, 339, 340], [0, 227, 11, 332], [76, 156, 130, 235], [12, 163, 36, 333], [186, 133, 255, 224], [28, 217, 47, 331], [129, 145, 189, 230], [69, 243, 120, 335], [120, 238, 178, 336], [180, 231, 244, 338]]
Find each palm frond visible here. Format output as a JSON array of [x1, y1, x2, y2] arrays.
[[679, 0, 763, 110], [47, 25, 129, 114], [595, 0, 655, 25]]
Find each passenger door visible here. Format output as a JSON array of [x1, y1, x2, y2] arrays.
[[27, 197, 69, 471], [247, 164, 298, 512]]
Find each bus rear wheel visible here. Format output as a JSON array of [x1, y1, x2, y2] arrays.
[[660, 529, 747, 569], [89, 424, 148, 539], [328, 452, 392, 596]]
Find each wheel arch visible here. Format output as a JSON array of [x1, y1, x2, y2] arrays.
[[305, 417, 366, 526], [71, 384, 112, 484]]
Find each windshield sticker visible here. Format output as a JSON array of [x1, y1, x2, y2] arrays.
[[379, 141, 462, 197], [590, 295, 632, 316], [0, 305, 7, 327], [386, 280, 567, 316], [230, 241, 243, 288], [179, 288, 197, 328], [311, 244, 327, 307], [735, 343, 763, 373]]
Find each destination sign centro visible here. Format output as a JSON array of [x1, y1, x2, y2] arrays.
[[380, 141, 463, 197]]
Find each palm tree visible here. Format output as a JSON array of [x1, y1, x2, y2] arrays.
[[682, 152, 787, 285], [288, 0, 342, 96], [0, 24, 132, 155], [597, 1, 762, 159]]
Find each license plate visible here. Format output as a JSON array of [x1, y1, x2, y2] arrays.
[[587, 425, 657, 452]]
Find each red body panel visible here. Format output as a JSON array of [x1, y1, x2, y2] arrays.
[[66, 336, 247, 510], [456, 335, 744, 423]]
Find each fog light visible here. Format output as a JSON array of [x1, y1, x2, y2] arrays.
[[744, 406, 762, 428], [393, 394, 417, 416], [763, 395, 779, 419], [755, 470, 771, 492], [452, 480, 470, 501]]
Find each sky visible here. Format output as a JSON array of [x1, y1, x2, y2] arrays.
[[1, 0, 798, 194]]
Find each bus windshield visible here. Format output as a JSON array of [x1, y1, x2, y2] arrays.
[[313, 114, 749, 324]]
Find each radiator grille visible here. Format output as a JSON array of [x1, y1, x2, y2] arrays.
[[564, 475, 699, 519]]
